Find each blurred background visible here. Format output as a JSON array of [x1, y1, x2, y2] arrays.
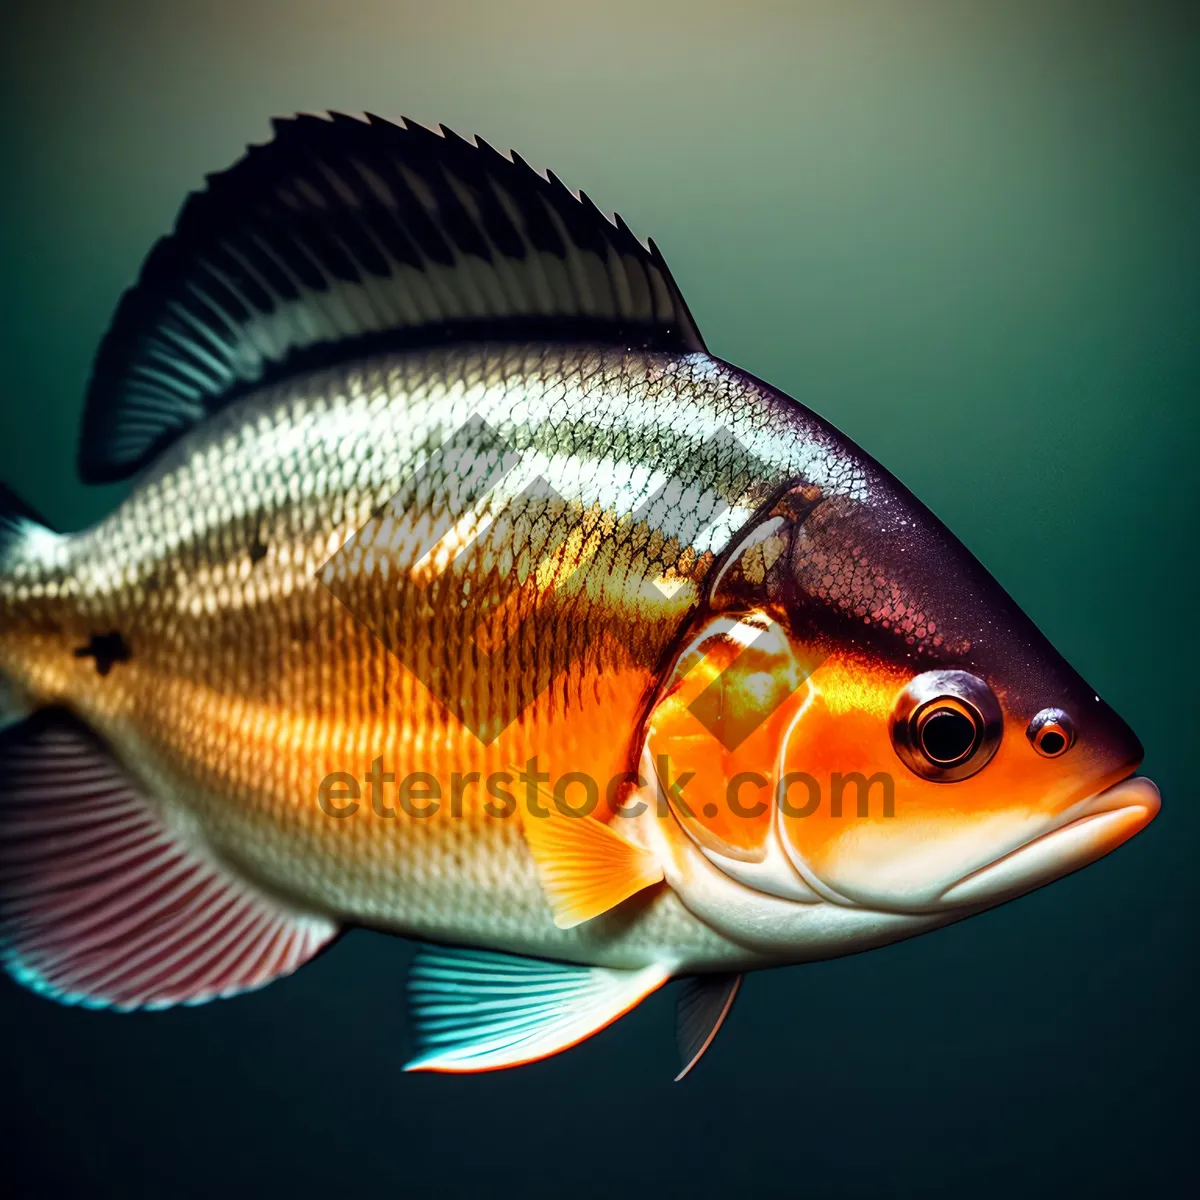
[[0, 2, 1195, 1196]]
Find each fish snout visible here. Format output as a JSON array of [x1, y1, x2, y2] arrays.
[[1087, 696, 1146, 782], [937, 774, 1160, 908]]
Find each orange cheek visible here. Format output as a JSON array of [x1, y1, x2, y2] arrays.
[[639, 625, 1127, 907], [776, 657, 1111, 906]]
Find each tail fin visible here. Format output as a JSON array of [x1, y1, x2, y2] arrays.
[[0, 483, 59, 729], [0, 482, 56, 572], [0, 709, 341, 1009], [0, 676, 30, 732]]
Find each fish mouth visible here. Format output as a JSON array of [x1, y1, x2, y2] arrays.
[[937, 775, 1161, 908]]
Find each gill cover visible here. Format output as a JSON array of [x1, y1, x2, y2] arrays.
[[642, 485, 829, 900]]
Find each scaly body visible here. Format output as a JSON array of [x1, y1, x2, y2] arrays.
[[0, 344, 861, 970], [0, 114, 1157, 1074]]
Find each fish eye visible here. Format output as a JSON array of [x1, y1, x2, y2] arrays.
[[1027, 708, 1075, 758], [918, 701, 979, 764], [890, 670, 1003, 782]]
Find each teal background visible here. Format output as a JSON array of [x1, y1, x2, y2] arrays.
[[0, 2, 1195, 1195]]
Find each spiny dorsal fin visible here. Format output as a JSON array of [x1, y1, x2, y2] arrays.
[[80, 112, 707, 483]]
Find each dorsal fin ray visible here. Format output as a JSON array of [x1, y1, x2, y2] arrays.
[[79, 112, 707, 483]]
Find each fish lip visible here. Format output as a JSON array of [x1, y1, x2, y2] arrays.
[[936, 774, 1161, 908]]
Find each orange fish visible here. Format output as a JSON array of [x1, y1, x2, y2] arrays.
[[0, 114, 1158, 1077]]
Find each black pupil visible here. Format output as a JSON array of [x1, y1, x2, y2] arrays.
[[921, 708, 978, 764], [1039, 730, 1066, 755]]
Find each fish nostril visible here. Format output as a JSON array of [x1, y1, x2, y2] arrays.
[[1027, 708, 1075, 758]]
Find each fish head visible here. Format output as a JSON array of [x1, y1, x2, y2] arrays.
[[648, 465, 1158, 920]]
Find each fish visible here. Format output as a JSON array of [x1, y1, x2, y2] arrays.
[[0, 113, 1159, 1078]]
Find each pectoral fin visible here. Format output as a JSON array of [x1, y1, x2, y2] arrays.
[[519, 785, 663, 929], [404, 944, 670, 1073]]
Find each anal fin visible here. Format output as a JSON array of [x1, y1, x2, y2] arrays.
[[0, 710, 339, 1010], [404, 944, 670, 1073]]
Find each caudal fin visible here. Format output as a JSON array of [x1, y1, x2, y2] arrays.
[[0, 709, 341, 1009], [0, 487, 342, 1008], [0, 483, 59, 728], [0, 482, 55, 572]]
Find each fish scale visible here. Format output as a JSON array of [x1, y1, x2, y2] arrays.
[[1, 344, 831, 969]]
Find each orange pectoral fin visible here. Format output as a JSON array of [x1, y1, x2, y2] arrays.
[[519, 780, 664, 929]]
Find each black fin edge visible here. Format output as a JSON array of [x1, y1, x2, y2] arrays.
[[81, 317, 696, 486]]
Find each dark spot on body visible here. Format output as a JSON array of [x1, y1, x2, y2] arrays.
[[74, 631, 131, 676], [248, 538, 268, 564]]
